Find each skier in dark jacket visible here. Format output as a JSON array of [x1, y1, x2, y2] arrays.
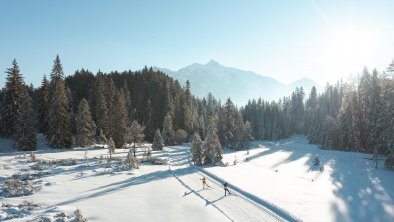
[[223, 182, 232, 196]]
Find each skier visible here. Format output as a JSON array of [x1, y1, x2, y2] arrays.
[[200, 176, 211, 189], [223, 182, 232, 196]]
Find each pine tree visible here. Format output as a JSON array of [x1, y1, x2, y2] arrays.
[[126, 148, 139, 169], [108, 137, 115, 159], [320, 116, 339, 149], [98, 128, 107, 145], [338, 87, 356, 150], [47, 55, 72, 148], [204, 113, 222, 164], [38, 75, 50, 134], [305, 86, 318, 137], [90, 75, 109, 137], [183, 80, 194, 135], [190, 133, 204, 165], [152, 129, 163, 151], [109, 90, 128, 148], [14, 88, 37, 151], [121, 82, 133, 123], [162, 112, 174, 145], [0, 59, 24, 137], [128, 120, 145, 157], [75, 98, 96, 147], [234, 116, 252, 150], [223, 98, 236, 148], [96, 90, 109, 137]]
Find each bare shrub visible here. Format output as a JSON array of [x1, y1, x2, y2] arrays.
[[2, 179, 35, 197], [74, 208, 87, 222]]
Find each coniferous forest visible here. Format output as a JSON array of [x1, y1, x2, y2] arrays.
[[1, 56, 394, 168]]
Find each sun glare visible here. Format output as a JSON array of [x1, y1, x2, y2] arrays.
[[323, 26, 379, 79]]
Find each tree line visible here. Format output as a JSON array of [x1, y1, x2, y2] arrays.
[[241, 61, 394, 169], [0, 56, 252, 165], [1, 56, 393, 168]]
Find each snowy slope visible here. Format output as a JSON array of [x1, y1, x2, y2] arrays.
[[2, 135, 392, 222], [205, 136, 394, 222], [0, 136, 286, 221]]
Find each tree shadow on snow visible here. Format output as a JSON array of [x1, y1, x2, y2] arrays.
[[329, 158, 394, 222], [55, 166, 199, 206]]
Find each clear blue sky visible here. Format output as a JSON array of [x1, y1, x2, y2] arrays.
[[1, 0, 393, 87]]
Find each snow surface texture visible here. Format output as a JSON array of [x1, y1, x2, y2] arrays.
[[0, 135, 283, 221], [206, 136, 394, 222], [1, 135, 393, 221]]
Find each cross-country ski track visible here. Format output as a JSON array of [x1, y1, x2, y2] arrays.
[[166, 146, 297, 222]]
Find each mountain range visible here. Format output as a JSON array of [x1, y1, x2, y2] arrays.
[[155, 60, 321, 105]]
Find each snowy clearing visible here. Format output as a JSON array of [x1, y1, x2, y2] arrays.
[[1, 135, 393, 221], [0, 135, 284, 221], [204, 136, 394, 222]]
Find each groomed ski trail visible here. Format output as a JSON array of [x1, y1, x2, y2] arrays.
[[166, 147, 287, 222]]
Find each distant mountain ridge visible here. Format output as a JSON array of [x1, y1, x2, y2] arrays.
[[154, 60, 321, 105]]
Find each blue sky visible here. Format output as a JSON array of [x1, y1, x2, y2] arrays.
[[1, 0, 394, 87]]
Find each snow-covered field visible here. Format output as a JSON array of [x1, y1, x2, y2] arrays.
[[0, 136, 282, 221], [207, 136, 394, 222], [1, 135, 393, 222]]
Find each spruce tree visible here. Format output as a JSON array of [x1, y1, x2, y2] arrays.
[[121, 82, 133, 123], [75, 98, 96, 147], [190, 132, 204, 165], [128, 120, 145, 157], [47, 55, 72, 148], [223, 98, 236, 148], [204, 113, 222, 164], [183, 80, 194, 135], [152, 129, 163, 151], [108, 137, 115, 159], [96, 90, 109, 137], [0, 59, 24, 137], [38, 75, 50, 134], [338, 87, 356, 150], [14, 88, 37, 151], [109, 90, 128, 148], [234, 116, 252, 150], [162, 112, 174, 145], [98, 128, 107, 145]]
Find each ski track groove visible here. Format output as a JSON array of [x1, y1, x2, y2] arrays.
[[168, 167, 234, 222], [167, 147, 291, 222]]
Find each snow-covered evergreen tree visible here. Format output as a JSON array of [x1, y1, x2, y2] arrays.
[[152, 129, 163, 151], [126, 148, 139, 169], [338, 87, 356, 150], [183, 80, 194, 135], [304, 86, 318, 137], [98, 128, 107, 145], [38, 75, 50, 134], [190, 132, 204, 165], [223, 98, 236, 148], [320, 116, 339, 149], [47, 55, 72, 148], [204, 113, 222, 164], [234, 116, 252, 151], [108, 137, 115, 159], [121, 82, 133, 123], [0, 59, 24, 137], [90, 75, 110, 137], [109, 90, 128, 148], [75, 98, 96, 147], [14, 88, 37, 151], [128, 120, 145, 156], [162, 112, 174, 145]]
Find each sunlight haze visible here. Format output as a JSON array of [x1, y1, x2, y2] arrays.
[[0, 0, 393, 87]]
